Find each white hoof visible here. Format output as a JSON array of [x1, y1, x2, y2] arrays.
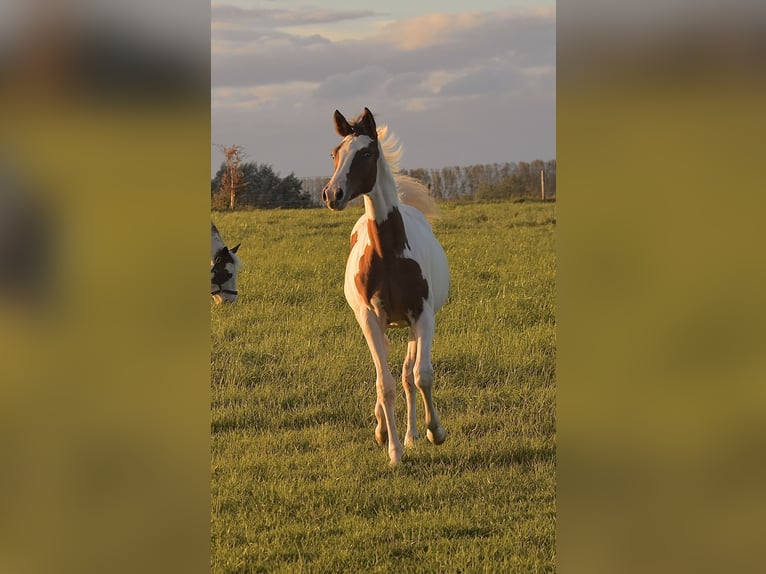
[[389, 450, 402, 465]]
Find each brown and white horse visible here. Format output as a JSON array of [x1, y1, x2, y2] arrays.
[[211, 221, 241, 304], [323, 108, 450, 465]]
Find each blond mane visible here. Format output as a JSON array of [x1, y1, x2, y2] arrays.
[[377, 124, 441, 220]]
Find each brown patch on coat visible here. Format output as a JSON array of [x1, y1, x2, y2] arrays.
[[331, 143, 342, 170], [354, 206, 429, 326], [349, 230, 358, 251]]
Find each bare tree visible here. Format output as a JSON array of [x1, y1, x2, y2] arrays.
[[216, 144, 246, 211]]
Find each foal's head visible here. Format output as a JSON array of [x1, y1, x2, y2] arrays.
[[211, 243, 241, 304], [322, 107, 380, 211]]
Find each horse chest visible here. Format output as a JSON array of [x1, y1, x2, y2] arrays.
[[349, 212, 429, 326]]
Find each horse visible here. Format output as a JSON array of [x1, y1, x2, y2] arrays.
[[211, 221, 241, 304], [322, 107, 450, 465]]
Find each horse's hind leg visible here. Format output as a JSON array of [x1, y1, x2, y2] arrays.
[[413, 307, 446, 445], [374, 400, 387, 446], [402, 331, 419, 447]]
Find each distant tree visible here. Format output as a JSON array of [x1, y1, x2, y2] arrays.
[[441, 167, 458, 200], [544, 159, 557, 198], [430, 170, 443, 199], [514, 161, 531, 196], [475, 180, 499, 201], [475, 176, 511, 201], [299, 176, 329, 206], [216, 144, 246, 211], [212, 160, 312, 209], [464, 164, 484, 198], [273, 172, 312, 209], [453, 165, 464, 197]]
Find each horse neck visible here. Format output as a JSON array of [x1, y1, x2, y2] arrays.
[[363, 152, 400, 224]]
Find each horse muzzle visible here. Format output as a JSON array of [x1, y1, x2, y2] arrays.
[[322, 184, 349, 211], [211, 287, 238, 304]]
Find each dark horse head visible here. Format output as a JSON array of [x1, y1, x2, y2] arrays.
[[211, 221, 241, 304]]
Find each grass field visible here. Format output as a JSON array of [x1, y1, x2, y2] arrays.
[[211, 200, 556, 573]]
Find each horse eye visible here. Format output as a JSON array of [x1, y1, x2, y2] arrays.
[[363, 151, 372, 159]]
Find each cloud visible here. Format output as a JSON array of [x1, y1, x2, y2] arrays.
[[381, 71, 438, 100], [211, 4, 378, 27], [437, 58, 555, 98], [313, 65, 391, 100], [372, 12, 488, 51], [212, 8, 554, 89], [211, 6, 556, 177], [212, 26, 331, 51], [212, 82, 319, 110]]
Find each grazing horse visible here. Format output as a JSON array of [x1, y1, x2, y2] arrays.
[[211, 221, 241, 304], [322, 107, 450, 465]]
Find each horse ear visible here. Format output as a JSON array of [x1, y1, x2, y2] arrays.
[[231, 243, 241, 253], [360, 107, 377, 139], [334, 110, 353, 137]]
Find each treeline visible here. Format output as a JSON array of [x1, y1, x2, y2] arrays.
[[211, 161, 313, 210], [301, 159, 556, 205], [212, 158, 556, 210]]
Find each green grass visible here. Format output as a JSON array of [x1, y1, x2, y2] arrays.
[[211, 200, 556, 573]]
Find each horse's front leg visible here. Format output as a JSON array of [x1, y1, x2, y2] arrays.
[[356, 308, 403, 465]]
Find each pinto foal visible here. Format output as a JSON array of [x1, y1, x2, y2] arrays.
[[323, 108, 450, 464]]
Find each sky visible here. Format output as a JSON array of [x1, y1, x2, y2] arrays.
[[211, 1, 556, 178]]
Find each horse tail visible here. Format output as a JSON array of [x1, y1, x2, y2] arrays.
[[395, 174, 441, 221]]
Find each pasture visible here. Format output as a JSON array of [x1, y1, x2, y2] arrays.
[[211, 200, 556, 572]]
